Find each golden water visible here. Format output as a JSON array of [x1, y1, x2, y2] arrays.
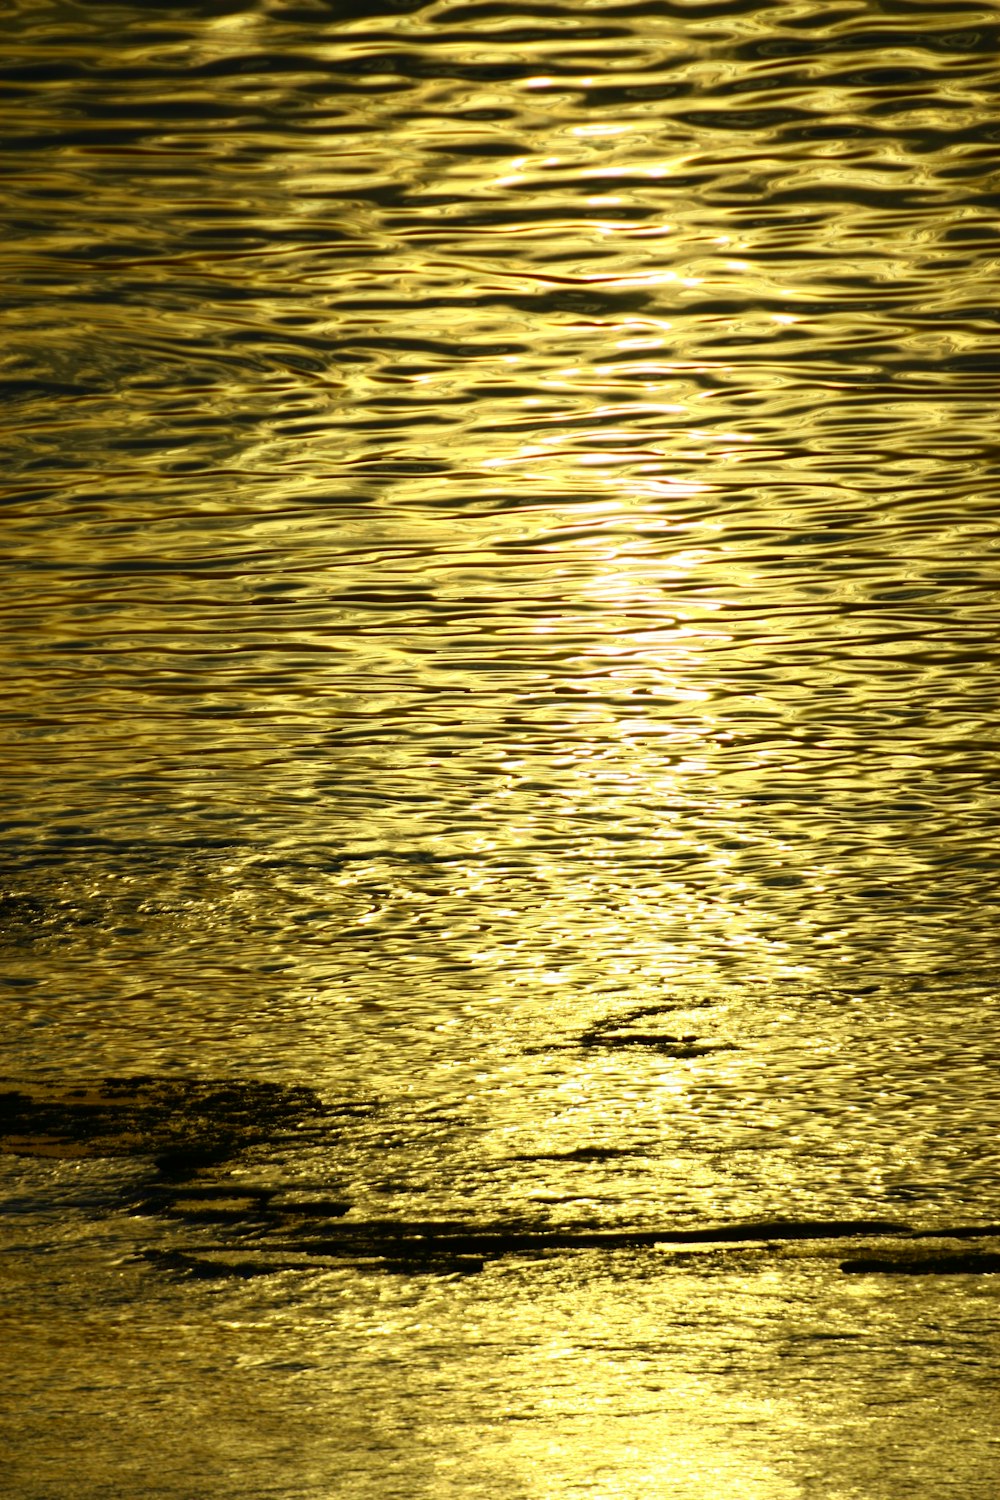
[[1, 0, 998, 1494]]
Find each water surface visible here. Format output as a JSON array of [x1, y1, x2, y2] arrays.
[[2, 0, 999, 1494]]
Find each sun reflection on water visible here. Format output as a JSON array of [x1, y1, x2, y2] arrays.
[[2, 0, 999, 1493]]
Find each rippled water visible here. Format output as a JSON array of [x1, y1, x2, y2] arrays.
[[2, 0, 999, 1494]]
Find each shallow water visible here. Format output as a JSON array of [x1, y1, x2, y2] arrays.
[[2, 0, 999, 1494]]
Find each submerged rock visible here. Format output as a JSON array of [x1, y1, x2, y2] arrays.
[[0, 1076, 330, 1165], [575, 998, 737, 1056]]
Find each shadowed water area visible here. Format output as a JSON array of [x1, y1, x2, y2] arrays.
[[1, 0, 998, 1495]]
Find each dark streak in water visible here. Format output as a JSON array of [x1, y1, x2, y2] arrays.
[[3, 1076, 998, 1280]]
